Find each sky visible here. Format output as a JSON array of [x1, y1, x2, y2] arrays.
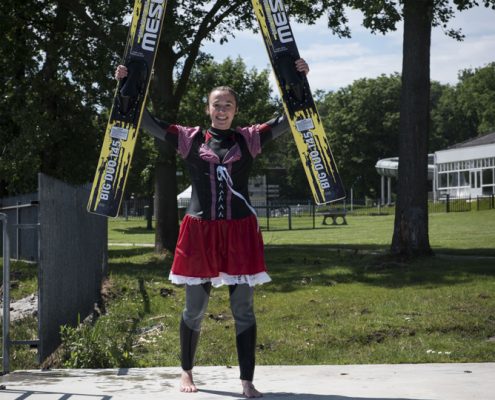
[[201, 6, 495, 93]]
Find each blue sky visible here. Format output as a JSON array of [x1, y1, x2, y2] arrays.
[[202, 6, 495, 92]]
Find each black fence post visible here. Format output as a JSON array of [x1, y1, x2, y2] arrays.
[[288, 206, 292, 230], [446, 194, 450, 213], [312, 202, 315, 229], [16, 201, 20, 259], [266, 205, 270, 231], [144, 206, 152, 230]]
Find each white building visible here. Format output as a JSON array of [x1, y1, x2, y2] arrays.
[[434, 132, 495, 198], [375, 132, 495, 203]]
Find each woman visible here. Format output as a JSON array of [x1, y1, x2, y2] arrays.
[[116, 58, 309, 397]]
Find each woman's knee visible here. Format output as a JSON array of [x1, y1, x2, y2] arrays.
[[229, 284, 256, 332], [183, 283, 211, 330]]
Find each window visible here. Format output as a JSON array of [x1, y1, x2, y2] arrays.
[[439, 173, 448, 188], [448, 172, 458, 187], [483, 168, 494, 185], [482, 186, 494, 195], [459, 171, 469, 186]]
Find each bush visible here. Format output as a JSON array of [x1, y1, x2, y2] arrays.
[[60, 315, 135, 369]]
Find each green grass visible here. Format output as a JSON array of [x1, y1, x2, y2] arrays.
[[109, 210, 495, 256], [91, 244, 495, 367], [3, 209, 495, 369], [108, 218, 156, 245]]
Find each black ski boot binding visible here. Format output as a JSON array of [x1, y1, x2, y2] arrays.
[[117, 59, 148, 121]]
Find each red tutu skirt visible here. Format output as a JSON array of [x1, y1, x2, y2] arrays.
[[170, 214, 268, 283]]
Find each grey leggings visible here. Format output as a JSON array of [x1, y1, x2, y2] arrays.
[[180, 283, 257, 381]]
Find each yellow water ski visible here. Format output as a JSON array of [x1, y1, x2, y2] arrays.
[[251, 0, 345, 204], [88, 0, 167, 217]]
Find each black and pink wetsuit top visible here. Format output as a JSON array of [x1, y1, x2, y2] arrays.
[[141, 110, 288, 221]]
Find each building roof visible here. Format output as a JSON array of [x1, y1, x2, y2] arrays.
[[448, 132, 495, 149]]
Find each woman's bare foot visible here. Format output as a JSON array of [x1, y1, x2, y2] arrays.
[[242, 380, 263, 398], [180, 370, 198, 393]]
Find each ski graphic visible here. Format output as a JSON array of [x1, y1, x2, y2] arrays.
[[251, 0, 345, 204], [87, 0, 166, 217]]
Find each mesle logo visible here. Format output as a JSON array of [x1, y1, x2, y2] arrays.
[[267, 0, 294, 44], [142, 0, 164, 51]]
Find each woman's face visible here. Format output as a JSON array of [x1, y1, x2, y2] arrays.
[[207, 90, 237, 130]]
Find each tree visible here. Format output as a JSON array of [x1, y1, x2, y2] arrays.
[[430, 63, 495, 154], [0, 0, 128, 195], [390, 0, 434, 257], [0, 0, 340, 250], [456, 63, 495, 135], [390, 0, 495, 257], [318, 74, 402, 198], [327, 0, 495, 258]]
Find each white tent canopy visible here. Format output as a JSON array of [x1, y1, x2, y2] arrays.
[[177, 185, 191, 207]]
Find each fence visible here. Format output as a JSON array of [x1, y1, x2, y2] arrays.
[[116, 194, 494, 232], [1, 173, 107, 372], [0, 193, 38, 261]]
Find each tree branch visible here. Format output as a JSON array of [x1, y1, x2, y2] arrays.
[[174, 0, 245, 100], [61, 0, 118, 52]]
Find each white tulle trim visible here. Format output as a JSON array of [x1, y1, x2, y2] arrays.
[[168, 271, 271, 287]]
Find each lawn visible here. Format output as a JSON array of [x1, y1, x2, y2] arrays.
[[97, 244, 495, 368], [3, 209, 495, 370], [109, 210, 495, 256]]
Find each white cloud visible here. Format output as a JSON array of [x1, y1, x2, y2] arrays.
[[431, 33, 495, 84], [306, 54, 401, 92], [303, 42, 371, 60], [202, 4, 495, 93]]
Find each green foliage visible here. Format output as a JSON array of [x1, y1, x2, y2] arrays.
[[177, 56, 276, 127], [60, 315, 135, 369], [430, 63, 495, 151], [319, 0, 495, 40], [456, 62, 495, 135], [317, 74, 402, 197], [315, 63, 495, 198], [0, 0, 128, 195]]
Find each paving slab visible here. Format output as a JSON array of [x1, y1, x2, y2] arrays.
[[1, 363, 494, 400]]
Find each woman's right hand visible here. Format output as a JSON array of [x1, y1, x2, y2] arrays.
[[115, 65, 128, 80]]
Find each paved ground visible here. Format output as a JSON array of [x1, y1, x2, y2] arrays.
[[1, 363, 494, 400]]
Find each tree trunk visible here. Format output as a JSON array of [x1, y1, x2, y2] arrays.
[[151, 20, 180, 253], [148, 0, 245, 252], [391, 0, 433, 258], [154, 142, 179, 253]]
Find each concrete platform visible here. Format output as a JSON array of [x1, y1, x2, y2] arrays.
[[1, 363, 494, 400]]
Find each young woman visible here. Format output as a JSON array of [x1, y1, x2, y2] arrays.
[[115, 58, 309, 397]]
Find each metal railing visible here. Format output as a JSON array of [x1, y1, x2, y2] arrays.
[[113, 194, 495, 232], [0, 199, 39, 262], [0, 209, 41, 374]]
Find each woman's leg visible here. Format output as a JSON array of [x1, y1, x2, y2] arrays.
[[180, 282, 211, 392], [229, 284, 262, 398]]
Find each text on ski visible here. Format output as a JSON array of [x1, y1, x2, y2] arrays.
[[142, 0, 164, 51], [303, 132, 330, 190]]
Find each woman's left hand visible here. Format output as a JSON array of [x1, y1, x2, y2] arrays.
[[295, 58, 309, 75]]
